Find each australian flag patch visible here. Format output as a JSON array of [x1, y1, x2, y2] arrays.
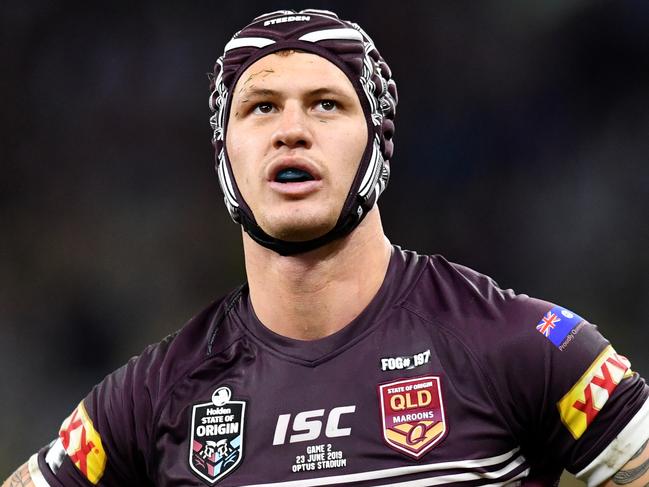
[[536, 306, 584, 348]]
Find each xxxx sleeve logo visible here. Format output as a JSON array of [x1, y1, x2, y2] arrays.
[[58, 401, 107, 484], [557, 345, 633, 439]]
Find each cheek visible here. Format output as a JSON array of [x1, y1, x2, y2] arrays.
[[339, 123, 369, 181], [225, 133, 249, 180], [225, 130, 242, 159], [354, 128, 368, 158]]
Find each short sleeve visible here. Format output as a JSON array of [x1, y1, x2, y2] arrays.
[[484, 296, 649, 486], [32, 342, 166, 486], [29, 297, 227, 486]]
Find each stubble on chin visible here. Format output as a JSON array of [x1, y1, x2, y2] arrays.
[[257, 207, 339, 242]]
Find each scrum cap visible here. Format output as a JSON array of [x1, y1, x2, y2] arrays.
[[209, 9, 397, 255]]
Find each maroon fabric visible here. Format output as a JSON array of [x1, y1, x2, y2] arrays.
[[37, 246, 649, 486]]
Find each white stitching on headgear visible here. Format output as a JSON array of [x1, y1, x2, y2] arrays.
[[209, 58, 227, 143], [348, 22, 394, 203], [298, 28, 363, 43], [217, 149, 240, 218], [224, 37, 275, 53], [358, 136, 382, 198]]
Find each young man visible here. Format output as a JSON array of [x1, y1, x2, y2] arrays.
[[4, 9, 648, 487]]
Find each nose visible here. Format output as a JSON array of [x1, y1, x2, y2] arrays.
[[270, 102, 312, 150]]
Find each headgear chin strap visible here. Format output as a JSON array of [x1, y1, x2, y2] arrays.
[[209, 9, 397, 255]]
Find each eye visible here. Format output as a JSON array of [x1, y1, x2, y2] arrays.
[[252, 102, 276, 115], [316, 99, 338, 112]]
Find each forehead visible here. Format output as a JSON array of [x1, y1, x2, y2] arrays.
[[232, 51, 356, 95]]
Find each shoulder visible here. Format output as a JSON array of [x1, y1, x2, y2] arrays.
[[33, 286, 248, 486], [81, 285, 247, 429], [395, 249, 610, 373], [397, 249, 549, 332], [396, 249, 649, 473], [121, 285, 247, 400]]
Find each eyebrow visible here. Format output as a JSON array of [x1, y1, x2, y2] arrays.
[[237, 86, 352, 102], [238, 88, 278, 99], [307, 87, 350, 98]]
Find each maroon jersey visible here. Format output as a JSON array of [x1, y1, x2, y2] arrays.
[[32, 247, 649, 486]]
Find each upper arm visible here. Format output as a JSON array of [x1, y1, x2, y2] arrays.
[[601, 439, 649, 487], [22, 354, 157, 486], [476, 293, 649, 483], [3, 453, 47, 487], [2, 462, 34, 487], [37, 360, 155, 485]]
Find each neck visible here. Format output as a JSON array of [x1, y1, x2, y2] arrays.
[[242, 207, 392, 340]]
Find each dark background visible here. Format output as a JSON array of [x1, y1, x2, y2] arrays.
[[2, 0, 648, 477]]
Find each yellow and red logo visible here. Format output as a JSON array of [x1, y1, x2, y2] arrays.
[[58, 401, 107, 484], [557, 345, 632, 439], [379, 376, 447, 458]]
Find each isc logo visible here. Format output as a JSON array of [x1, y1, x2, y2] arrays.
[[272, 405, 356, 445]]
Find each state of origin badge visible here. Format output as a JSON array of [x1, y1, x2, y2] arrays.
[[189, 386, 246, 484], [378, 376, 447, 458]]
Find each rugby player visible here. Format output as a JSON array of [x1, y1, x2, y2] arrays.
[[4, 9, 648, 487]]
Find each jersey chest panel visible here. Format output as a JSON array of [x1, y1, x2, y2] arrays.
[[152, 311, 523, 486]]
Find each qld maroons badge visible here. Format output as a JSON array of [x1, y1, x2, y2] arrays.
[[378, 376, 447, 458], [189, 386, 246, 484]]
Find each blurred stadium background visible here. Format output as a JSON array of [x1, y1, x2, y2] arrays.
[[1, 0, 648, 481]]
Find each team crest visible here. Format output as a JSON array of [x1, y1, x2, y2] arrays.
[[189, 387, 246, 484], [378, 376, 447, 459]]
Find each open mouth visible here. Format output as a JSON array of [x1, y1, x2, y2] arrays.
[[274, 168, 315, 183]]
